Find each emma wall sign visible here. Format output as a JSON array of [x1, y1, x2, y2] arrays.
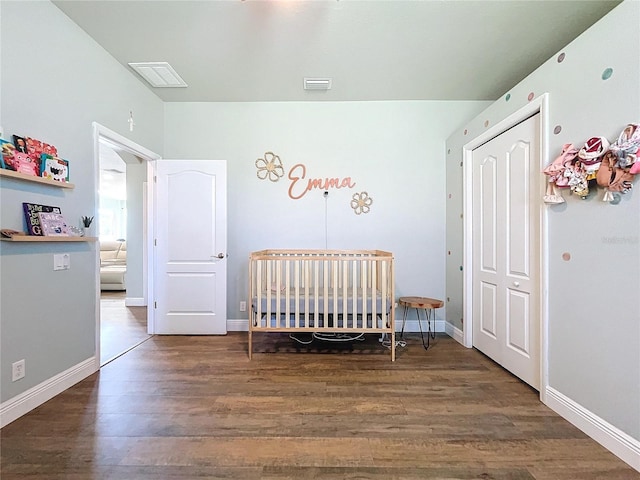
[[254, 151, 373, 214]]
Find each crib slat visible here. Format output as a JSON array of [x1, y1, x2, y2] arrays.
[[273, 260, 280, 327], [256, 260, 263, 327], [361, 260, 368, 325], [283, 258, 288, 328], [269, 260, 274, 327], [380, 260, 387, 329], [323, 260, 329, 329], [351, 260, 357, 319], [371, 259, 377, 329], [304, 260, 310, 328], [313, 260, 320, 328], [294, 260, 300, 329], [332, 261, 338, 329]]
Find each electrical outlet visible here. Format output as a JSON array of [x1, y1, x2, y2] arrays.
[[239, 301, 247, 312], [12, 359, 25, 382]]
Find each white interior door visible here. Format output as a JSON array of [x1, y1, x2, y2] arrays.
[[472, 114, 540, 389], [153, 160, 227, 334]]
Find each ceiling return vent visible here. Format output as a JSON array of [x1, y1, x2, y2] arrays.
[[303, 77, 332, 90], [128, 62, 188, 88]]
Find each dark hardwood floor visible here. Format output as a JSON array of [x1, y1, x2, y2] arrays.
[[1, 333, 638, 479]]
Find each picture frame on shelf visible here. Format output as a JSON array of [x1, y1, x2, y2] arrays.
[[1, 138, 15, 170], [26, 137, 43, 159], [40, 155, 69, 183], [26, 136, 56, 163], [13, 135, 27, 153], [9, 152, 39, 176], [37, 211, 70, 237], [23, 202, 62, 236], [41, 142, 58, 157]]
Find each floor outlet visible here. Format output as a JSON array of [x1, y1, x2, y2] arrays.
[[12, 359, 25, 382]]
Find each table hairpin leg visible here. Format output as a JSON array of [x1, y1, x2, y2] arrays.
[[400, 304, 432, 350], [416, 306, 437, 350]]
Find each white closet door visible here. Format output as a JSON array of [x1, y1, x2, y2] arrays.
[[472, 114, 540, 389]]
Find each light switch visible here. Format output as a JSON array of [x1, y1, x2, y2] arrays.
[[53, 253, 70, 271]]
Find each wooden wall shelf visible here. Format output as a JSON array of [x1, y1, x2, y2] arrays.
[[1, 236, 97, 242], [0, 169, 74, 189]]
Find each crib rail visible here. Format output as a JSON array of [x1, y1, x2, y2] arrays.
[[248, 250, 395, 360]]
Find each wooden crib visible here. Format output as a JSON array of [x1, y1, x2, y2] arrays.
[[249, 249, 396, 361]]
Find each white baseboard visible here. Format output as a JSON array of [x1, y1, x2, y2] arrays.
[[0, 357, 97, 428], [125, 297, 146, 307], [226, 319, 447, 333], [545, 386, 640, 472], [227, 318, 249, 331], [445, 321, 465, 345]]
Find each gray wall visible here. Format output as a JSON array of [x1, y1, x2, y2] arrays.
[[164, 101, 489, 323], [445, 1, 639, 440], [0, 1, 163, 402]]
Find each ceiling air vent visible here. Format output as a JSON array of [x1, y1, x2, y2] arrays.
[[128, 62, 187, 88], [304, 77, 332, 91]]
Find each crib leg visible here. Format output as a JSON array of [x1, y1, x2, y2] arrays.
[[391, 330, 396, 362], [248, 328, 253, 360]]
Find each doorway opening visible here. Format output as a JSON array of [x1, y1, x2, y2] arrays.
[[93, 123, 160, 366]]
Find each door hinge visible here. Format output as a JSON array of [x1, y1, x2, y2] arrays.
[[154, 238, 157, 246], [154, 175, 157, 183], [154, 301, 157, 309]]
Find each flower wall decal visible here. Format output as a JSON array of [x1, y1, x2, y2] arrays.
[[256, 151, 284, 182], [350, 191, 373, 215]]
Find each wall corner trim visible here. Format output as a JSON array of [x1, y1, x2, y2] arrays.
[[545, 386, 640, 472], [0, 357, 97, 428], [444, 321, 465, 346]]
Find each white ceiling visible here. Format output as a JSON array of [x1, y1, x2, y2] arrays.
[[52, 0, 620, 102]]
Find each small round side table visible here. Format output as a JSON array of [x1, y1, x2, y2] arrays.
[[398, 296, 444, 350]]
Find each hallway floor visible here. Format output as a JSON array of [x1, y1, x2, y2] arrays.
[[100, 291, 150, 365]]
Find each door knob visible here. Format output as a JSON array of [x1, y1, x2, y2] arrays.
[[513, 281, 520, 287], [217, 253, 227, 259]]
